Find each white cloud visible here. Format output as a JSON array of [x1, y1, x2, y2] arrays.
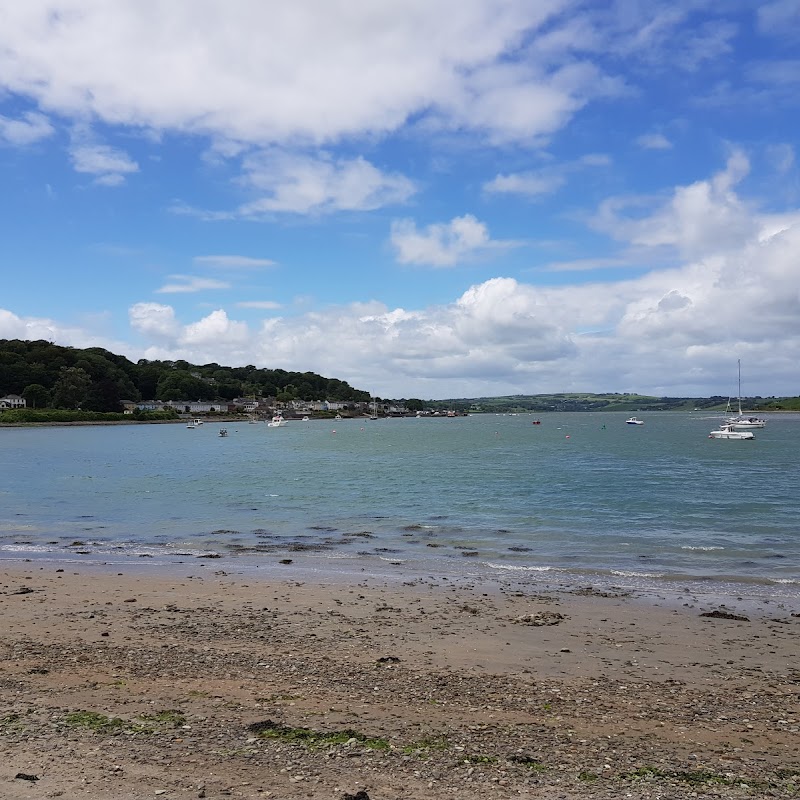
[[236, 301, 282, 310], [591, 151, 756, 259], [69, 142, 139, 186], [483, 153, 610, 198], [390, 214, 513, 267], [757, 0, 800, 37], [235, 153, 416, 215], [636, 133, 672, 150], [484, 172, 565, 197], [0, 110, 53, 145], [129, 303, 180, 341], [194, 255, 277, 270], [541, 257, 632, 273], [182, 309, 249, 346], [155, 276, 231, 294], [0, 2, 599, 147]]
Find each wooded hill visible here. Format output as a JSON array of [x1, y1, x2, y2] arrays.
[[0, 339, 370, 412]]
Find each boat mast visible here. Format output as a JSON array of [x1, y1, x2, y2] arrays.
[[737, 359, 742, 416]]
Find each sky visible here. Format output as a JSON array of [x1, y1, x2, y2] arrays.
[[1, 1, 799, 401]]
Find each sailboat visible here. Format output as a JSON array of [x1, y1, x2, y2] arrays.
[[369, 398, 378, 420], [725, 360, 766, 430]]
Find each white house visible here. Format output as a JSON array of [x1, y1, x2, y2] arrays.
[[0, 394, 26, 410]]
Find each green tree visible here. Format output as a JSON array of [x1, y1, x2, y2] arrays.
[[51, 367, 92, 409], [22, 383, 50, 409]]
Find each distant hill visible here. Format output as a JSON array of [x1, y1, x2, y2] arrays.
[[424, 392, 800, 413]]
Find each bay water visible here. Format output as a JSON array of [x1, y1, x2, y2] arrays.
[[1, 413, 798, 601]]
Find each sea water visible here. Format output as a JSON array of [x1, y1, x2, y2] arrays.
[[1, 413, 798, 600]]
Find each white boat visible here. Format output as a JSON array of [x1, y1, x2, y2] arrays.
[[625, 417, 644, 425], [726, 360, 766, 430], [302, 416, 309, 422], [709, 423, 755, 440], [186, 421, 196, 429], [218, 428, 228, 437], [192, 418, 204, 426], [267, 414, 288, 427], [335, 413, 343, 420]]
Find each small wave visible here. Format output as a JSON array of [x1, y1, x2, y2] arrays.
[[681, 545, 724, 551], [610, 569, 666, 578], [485, 562, 556, 572], [378, 556, 405, 563], [0, 544, 57, 553]]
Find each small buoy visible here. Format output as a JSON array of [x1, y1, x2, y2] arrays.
[[565, 435, 570, 439], [332, 429, 337, 434]]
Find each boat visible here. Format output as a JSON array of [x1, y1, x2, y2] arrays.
[[626, 417, 644, 425], [218, 428, 228, 437], [267, 414, 288, 428], [726, 360, 766, 430], [302, 416, 309, 422], [192, 418, 204, 426], [335, 413, 343, 420], [186, 421, 196, 429], [709, 423, 755, 440], [369, 399, 378, 420]]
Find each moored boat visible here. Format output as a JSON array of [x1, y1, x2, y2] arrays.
[[709, 424, 755, 440]]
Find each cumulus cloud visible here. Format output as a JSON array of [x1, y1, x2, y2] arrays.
[[0, 2, 601, 146], [390, 214, 513, 267], [129, 303, 180, 341], [591, 151, 756, 259], [0, 111, 53, 145], [155, 276, 231, 294], [182, 309, 249, 346]]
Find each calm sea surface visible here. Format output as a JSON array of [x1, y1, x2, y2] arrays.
[[1, 413, 798, 599]]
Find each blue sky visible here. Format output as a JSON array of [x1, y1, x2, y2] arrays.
[[1, 1, 799, 399]]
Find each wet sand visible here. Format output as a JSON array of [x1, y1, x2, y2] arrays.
[[1, 562, 798, 799]]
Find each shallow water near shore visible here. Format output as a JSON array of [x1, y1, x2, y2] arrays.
[[2, 412, 798, 601]]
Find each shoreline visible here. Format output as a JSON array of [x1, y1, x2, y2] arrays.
[[1, 560, 798, 799]]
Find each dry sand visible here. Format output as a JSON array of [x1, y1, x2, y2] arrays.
[[1, 562, 798, 799]]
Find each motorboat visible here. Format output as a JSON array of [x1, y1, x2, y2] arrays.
[[625, 417, 644, 425], [709, 424, 755, 440], [192, 418, 204, 426], [218, 428, 228, 437], [267, 414, 288, 428]]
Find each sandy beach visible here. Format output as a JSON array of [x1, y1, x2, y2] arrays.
[[1, 562, 798, 799]]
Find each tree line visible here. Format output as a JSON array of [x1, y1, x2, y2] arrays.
[[0, 339, 371, 412]]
